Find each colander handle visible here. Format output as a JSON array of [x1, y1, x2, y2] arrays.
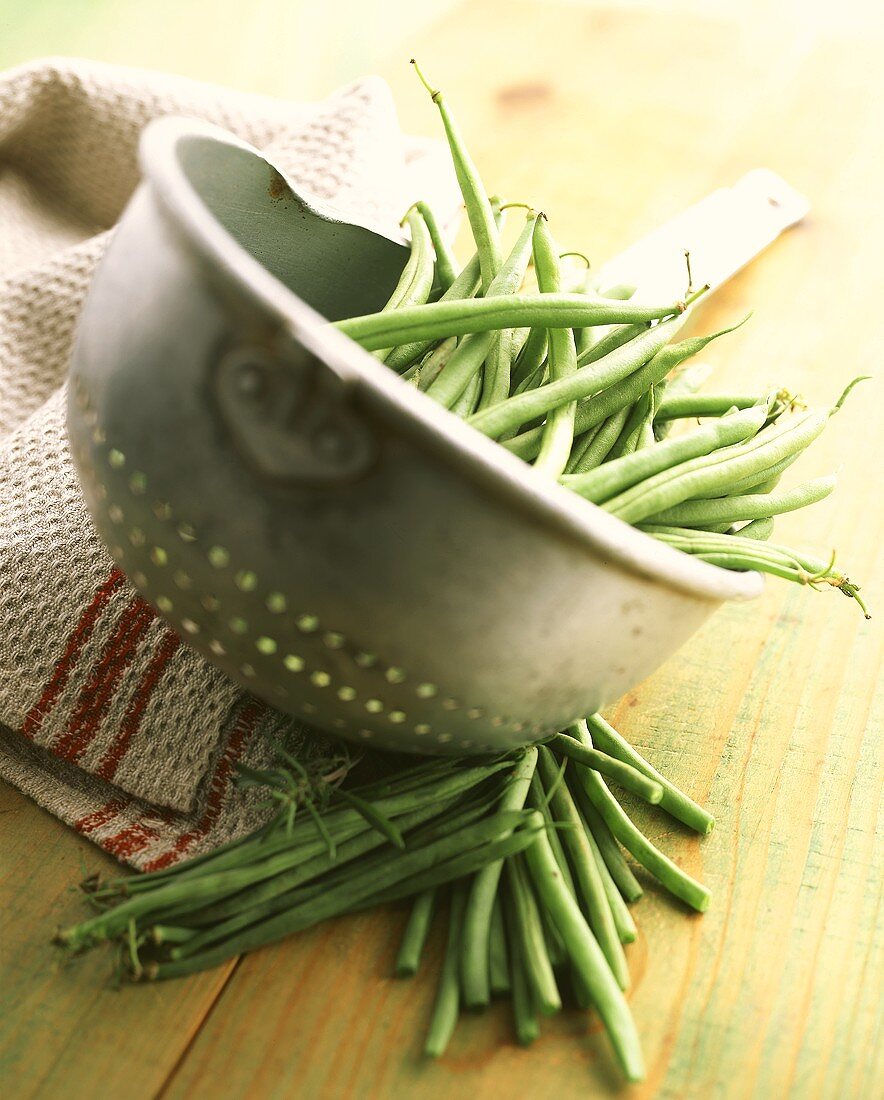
[[595, 169, 810, 302], [213, 336, 378, 487]]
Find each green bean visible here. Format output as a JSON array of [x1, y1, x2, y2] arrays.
[[643, 527, 866, 605], [528, 773, 577, 896], [60, 768, 514, 948], [532, 216, 579, 476], [568, 730, 710, 910], [644, 474, 836, 528], [635, 391, 659, 451], [584, 715, 714, 835], [505, 894, 541, 1045], [385, 205, 504, 373], [164, 798, 473, 957], [733, 473, 781, 496], [481, 213, 542, 410], [425, 883, 467, 1057], [689, 542, 869, 616], [416, 337, 458, 391], [149, 812, 543, 979], [406, 322, 507, 406], [549, 734, 664, 804], [571, 266, 597, 358], [488, 894, 510, 995], [395, 887, 437, 977], [576, 321, 648, 368], [461, 748, 537, 1008], [539, 898, 568, 970], [510, 326, 531, 363], [569, 780, 643, 902], [717, 450, 800, 496], [739, 516, 775, 540], [468, 311, 689, 441], [685, 551, 824, 584], [563, 406, 767, 505], [411, 60, 501, 291], [111, 761, 461, 897], [336, 294, 685, 351], [566, 407, 632, 473], [425, 214, 538, 408], [655, 392, 762, 421], [522, 827, 644, 1083], [380, 207, 434, 318], [604, 409, 829, 525], [578, 774, 710, 911], [511, 326, 548, 390], [653, 362, 714, 440], [149, 925, 196, 946], [502, 318, 743, 462], [450, 368, 483, 418], [505, 855, 562, 1015], [583, 825, 638, 944], [370, 817, 545, 908], [386, 266, 479, 373], [514, 359, 549, 397], [415, 201, 458, 291], [564, 423, 603, 474], [642, 525, 817, 567], [606, 392, 652, 461], [537, 748, 629, 990]]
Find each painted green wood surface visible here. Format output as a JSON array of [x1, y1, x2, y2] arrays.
[[1, 2, 882, 1097]]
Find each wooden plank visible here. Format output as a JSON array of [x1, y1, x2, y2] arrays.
[[0, 782, 237, 1100], [161, 3, 883, 1097], [1, 2, 881, 1098]]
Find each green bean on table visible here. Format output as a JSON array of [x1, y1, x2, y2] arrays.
[[537, 746, 629, 990], [460, 747, 537, 1009]]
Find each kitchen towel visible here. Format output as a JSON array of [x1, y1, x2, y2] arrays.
[[0, 57, 458, 869]]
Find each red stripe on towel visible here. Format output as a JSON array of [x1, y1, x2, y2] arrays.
[[94, 628, 182, 782], [51, 598, 156, 764], [21, 568, 126, 739], [141, 698, 265, 872], [102, 819, 162, 860], [74, 798, 128, 835]]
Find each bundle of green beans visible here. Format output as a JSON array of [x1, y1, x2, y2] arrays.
[[55, 61, 871, 1087], [334, 61, 869, 617], [57, 713, 714, 1083]]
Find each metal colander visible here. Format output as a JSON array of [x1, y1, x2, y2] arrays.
[[66, 118, 806, 754]]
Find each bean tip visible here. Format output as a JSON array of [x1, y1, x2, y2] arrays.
[[410, 58, 440, 101]]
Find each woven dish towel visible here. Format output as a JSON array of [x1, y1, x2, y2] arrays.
[[0, 57, 459, 870]]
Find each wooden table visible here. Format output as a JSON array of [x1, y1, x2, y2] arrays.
[[2, 3, 882, 1097]]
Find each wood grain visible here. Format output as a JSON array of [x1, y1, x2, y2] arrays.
[[0, 782, 237, 1100], [1, 2, 882, 1098]]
